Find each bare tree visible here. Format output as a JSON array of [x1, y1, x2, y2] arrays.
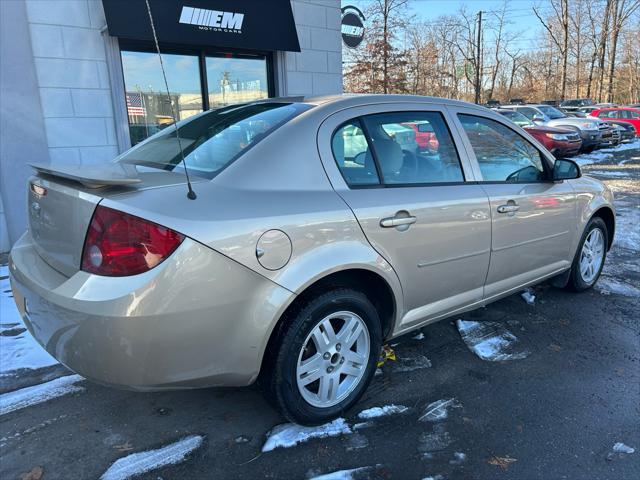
[[606, 0, 640, 101], [534, 0, 570, 100]]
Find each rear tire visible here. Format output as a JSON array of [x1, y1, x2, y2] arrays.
[[567, 217, 608, 291], [260, 288, 382, 425]]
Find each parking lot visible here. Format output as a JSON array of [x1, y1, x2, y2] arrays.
[[1, 141, 638, 480]]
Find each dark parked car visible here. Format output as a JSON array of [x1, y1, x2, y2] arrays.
[[560, 99, 595, 111], [496, 109, 582, 158], [604, 120, 637, 142]]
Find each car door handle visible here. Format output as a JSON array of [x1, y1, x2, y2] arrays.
[[380, 215, 417, 228], [497, 204, 520, 214]]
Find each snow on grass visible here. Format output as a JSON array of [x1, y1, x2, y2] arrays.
[[613, 442, 635, 454], [419, 398, 461, 422], [262, 418, 352, 452], [520, 288, 536, 305], [0, 265, 58, 376], [456, 320, 529, 362], [586, 170, 632, 177], [357, 404, 408, 420], [100, 435, 203, 480], [573, 151, 614, 167], [309, 465, 378, 480], [0, 374, 84, 416], [596, 277, 640, 297]]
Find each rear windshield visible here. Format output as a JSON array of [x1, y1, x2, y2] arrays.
[[500, 110, 533, 127], [537, 105, 565, 119], [116, 102, 310, 179]]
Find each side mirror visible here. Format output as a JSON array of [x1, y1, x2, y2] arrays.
[[532, 114, 545, 123], [553, 159, 581, 181]]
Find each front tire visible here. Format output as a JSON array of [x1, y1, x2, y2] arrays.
[[567, 217, 608, 291], [261, 288, 382, 425]]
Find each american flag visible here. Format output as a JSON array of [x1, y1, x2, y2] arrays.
[[126, 92, 146, 117]]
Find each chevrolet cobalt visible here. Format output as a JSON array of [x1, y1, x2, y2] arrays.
[[10, 95, 615, 425]]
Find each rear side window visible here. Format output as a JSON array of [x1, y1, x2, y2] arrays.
[[331, 120, 380, 186], [458, 114, 547, 183], [116, 102, 310, 179], [331, 111, 464, 187]]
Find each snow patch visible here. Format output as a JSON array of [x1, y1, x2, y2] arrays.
[[0, 265, 58, 375], [613, 442, 635, 454], [100, 435, 203, 480], [413, 332, 425, 340], [419, 398, 461, 422], [421, 476, 445, 480], [393, 354, 432, 372], [456, 320, 529, 362], [262, 418, 352, 452], [450, 452, 467, 465], [309, 465, 377, 480], [358, 404, 408, 419], [418, 424, 452, 453], [520, 288, 536, 305], [597, 277, 640, 297], [0, 374, 84, 416]]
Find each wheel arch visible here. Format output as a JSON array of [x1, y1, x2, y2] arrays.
[[258, 266, 400, 379], [591, 206, 615, 250]]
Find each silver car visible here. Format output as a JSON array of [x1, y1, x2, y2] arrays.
[[10, 95, 615, 425]]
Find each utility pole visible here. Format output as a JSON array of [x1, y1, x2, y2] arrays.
[[475, 10, 483, 104]]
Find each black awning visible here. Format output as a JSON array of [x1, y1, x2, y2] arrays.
[[102, 0, 300, 52]]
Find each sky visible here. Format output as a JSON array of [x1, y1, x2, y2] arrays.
[[343, 0, 557, 54]]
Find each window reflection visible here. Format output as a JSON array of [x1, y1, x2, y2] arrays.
[[206, 56, 268, 108], [121, 51, 203, 145]]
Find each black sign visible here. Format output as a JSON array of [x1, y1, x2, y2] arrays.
[[102, 0, 300, 52], [341, 6, 365, 49]]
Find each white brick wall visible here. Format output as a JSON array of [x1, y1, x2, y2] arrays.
[[26, 0, 117, 166], [286, 0, 342, 96]]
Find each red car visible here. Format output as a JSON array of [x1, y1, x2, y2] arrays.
[[496, 109, 582, 158], [403, 121, 439, 152], [590, 107, 640, 137]]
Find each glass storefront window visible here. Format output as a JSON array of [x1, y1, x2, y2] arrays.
[[121, 51, 203, 145], [206, 57, 268, 108]]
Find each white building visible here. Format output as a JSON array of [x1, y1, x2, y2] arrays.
[[0, 0, 343, 252]]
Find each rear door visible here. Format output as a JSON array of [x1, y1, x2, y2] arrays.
[[452, 108, 577, 300], [318, 104, 491, 331]]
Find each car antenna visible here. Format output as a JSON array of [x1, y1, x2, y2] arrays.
[[144, 0, 197, 200]]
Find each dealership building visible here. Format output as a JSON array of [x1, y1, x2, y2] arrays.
[[0, 0, 344, 252]]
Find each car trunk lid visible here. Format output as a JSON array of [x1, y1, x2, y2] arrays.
[[27, 162, 203, 277]]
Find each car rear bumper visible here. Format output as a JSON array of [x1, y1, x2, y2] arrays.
[[9, 232, 294, 390]]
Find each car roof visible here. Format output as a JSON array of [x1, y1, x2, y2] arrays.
[[263, 93, 483, 110]]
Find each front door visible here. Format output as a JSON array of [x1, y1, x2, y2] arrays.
[[454, 111, 577, 300], [319, 106, 491, 330]]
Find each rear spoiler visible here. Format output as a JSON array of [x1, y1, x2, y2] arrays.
[[31, 162, 142, 188]]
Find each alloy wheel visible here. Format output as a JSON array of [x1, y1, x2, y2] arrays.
[[579, 227, 605, 284], [296, 311, 370, 408]]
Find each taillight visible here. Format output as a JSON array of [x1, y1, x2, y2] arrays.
[[81, 205, 184, 276]]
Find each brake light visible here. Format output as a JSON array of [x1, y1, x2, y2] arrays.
[[81, 205, 184, 276]]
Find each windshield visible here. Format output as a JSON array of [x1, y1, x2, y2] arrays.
[[537, 105, 565, 119], [500, 110, 534, 127], [116, 102, 311, 179]]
